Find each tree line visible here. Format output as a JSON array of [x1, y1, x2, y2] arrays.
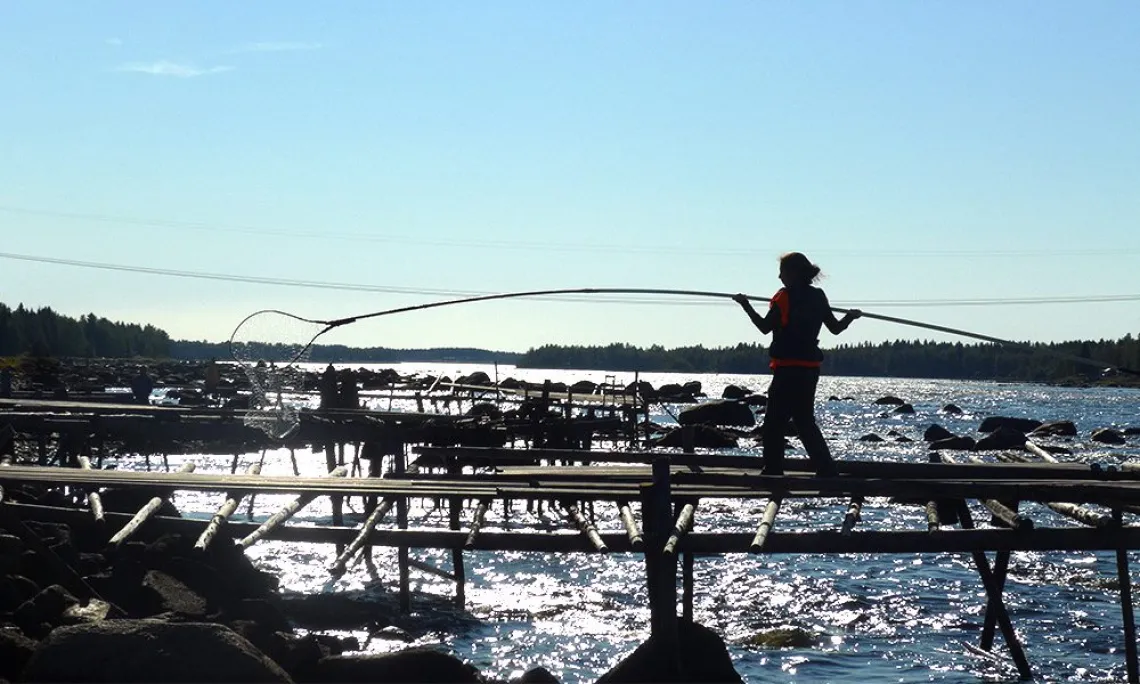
[[0, 303, 170, 359], [3, 300, 1138, 384], [515, 336, 1140, 383]]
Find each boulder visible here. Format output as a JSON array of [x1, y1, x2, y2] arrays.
[[14, 584, 79, 638], [941, 404, 964, 415], [891, 403, 915, 415], [1030, 421, 1078, 438], [465, 403, 503, 420], [929, 436, 976, 451], [1092, 428, 1126, 445], [654, 426, 738, 450], [569, 380, 597, 394], [975, 426, 1027, 451], [858, 434, 884, 443], [303, 648, 480, 683], [873, 396, 905, 405], [140, 569, 209, 619], [513, 665, 560, 683], [721, 385, 750, 400], [0, 628, 36, 681], [978, 416, 1042, 434], [596, 621, 742, 683], [923, 425, 955, 442], [20, 620, 292, 683], [677, 401, 755, 428]]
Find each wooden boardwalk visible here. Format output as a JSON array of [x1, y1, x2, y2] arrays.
[[4, 399, 1140, 680]]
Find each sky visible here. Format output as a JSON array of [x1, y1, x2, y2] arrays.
[[1, 1, 1138, 353]]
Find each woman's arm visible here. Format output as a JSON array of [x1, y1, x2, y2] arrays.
[[821, 292, 861, 334], [733, 293, 774, 335]]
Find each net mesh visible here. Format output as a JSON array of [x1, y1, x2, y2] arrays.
[[229, 310, 327, 439]]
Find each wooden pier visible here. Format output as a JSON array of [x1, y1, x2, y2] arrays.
[[3, 397, 1140, 681]]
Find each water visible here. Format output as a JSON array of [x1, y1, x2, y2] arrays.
[[143, 365, 1140, 683]]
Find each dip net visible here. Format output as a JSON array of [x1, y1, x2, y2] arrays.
[[229, 309, 332, 439]]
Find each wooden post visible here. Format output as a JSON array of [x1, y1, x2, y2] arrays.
[[464, 499, 491, 550], [958, 502, 1033, 680], [617, 500, 644, 551], [325, 442, 343, 555], [642, 457, 678, 654], [750, 498, 782, 553], [395, 439, 410, 613], [195, 462, 262, 552], [107, 462, 196, 548], [238, 465, 347, 549], [841, 496, 864, 536], [448, 457, 466, 608], [76, 455, 105, 525], [1116, 508, 1140, 683]]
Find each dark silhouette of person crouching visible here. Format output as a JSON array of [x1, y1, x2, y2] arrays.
[[733, 252, 861, 476]]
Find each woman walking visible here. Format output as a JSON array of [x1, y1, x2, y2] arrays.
[[733, 252, 861, 476]]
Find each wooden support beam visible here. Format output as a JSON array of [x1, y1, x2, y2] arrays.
[[959, 502, 1034, 680], [617, 500, 644, 551], [106, 462, 196, 548], [1116, 508, 1140, 684], [841, 496, 864, 537], [750, 498, 782, 553], [408, 557, 456, 582], [237, 465, 347, 549], [194, 462, 262, 552], [464, 499, 491, 550], [447, 457, 466, 608], [925, 500, 941, 533], [75, 455, 104, 525], [980, 550, 1013, 652], [663, 501, 696, 555], [329, 498, 395, 576], [564, 502, 608, 552]]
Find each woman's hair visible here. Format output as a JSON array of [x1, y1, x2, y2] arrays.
[[779, 252, 823, 284]]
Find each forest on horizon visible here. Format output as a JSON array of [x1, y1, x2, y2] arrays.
[[2, 301, 1139, 385]]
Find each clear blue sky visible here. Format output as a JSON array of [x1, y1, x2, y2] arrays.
[[2, 2, 1137, 353]]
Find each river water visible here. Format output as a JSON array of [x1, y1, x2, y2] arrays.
[[148, 364, 1140, 683]]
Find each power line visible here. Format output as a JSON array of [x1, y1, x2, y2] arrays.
[[3, 250, 1140, 308], [3, 203, 1139, 258]]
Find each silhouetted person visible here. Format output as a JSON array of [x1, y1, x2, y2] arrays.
[[339, 369, 360, 410], [130, 367, 154, 405], [319, 364, 338, 411], [734, 252, 861, 476], [204, 358, 221, 396]]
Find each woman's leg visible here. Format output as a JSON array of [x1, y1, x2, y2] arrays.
[[761, 369, 792, 474], [787, 367, 837, 475]]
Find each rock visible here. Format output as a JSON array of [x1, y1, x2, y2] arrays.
[[721, 385, 750, 400], [0, 628, 36, 680], [677, 401, 755, 428], [741, 394, 767, 408], [930, 436, 976, 451], [1123, 427, 1140, 436], [923, 425, 955, 442], [873, 396, 905, 405], [1030, 421, 1078, 438], [978, 416, 1042, 434], [569, 380, 597, 394], [465, 403, 503, 420], [20, 620, 293, 683], [141, 569, 209, 618], [743, 626, 816, 649], [657, 384, 698, 403], [654, 425, 738, 450], [891, 403, 915, 415], [941, 404, 964, 415], [60, 598, 114, 626], [596, 621, 742, 683], [304, 648, 480, 683], [858, 434, 884, 442], [14, 584, 79, 638], [976, 426, 1027, 451], [513, 666, 560, 683], [1092, 428, 1126, 445]]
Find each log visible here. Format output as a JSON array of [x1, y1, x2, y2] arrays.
[[841, 496, 864, 536], [926, 500, 941, 532], [329, 498, 396, 576], [749, 498, 781, 553], [76, 455, 105, 524], [464, 499, 491, 550], [408, 557, 456, 581], [1024, 440, 1059, 463], [663, 502, 697, 555], [237, 465, 348, 549], [106, 462, 196, 548], [617, 500, 644, 551], [564, 502, 607, 552], [194, 462, 262, 551]]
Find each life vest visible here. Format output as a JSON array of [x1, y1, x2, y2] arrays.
[[768, 285, 828, 369]]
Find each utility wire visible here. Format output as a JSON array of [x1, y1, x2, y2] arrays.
[[4, 251, 1140, 309]]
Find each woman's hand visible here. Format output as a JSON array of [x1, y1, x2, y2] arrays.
[[732, 293, 752, 306]]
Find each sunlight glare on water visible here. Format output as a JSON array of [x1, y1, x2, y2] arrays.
[[120, 366, 1140, 683]]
